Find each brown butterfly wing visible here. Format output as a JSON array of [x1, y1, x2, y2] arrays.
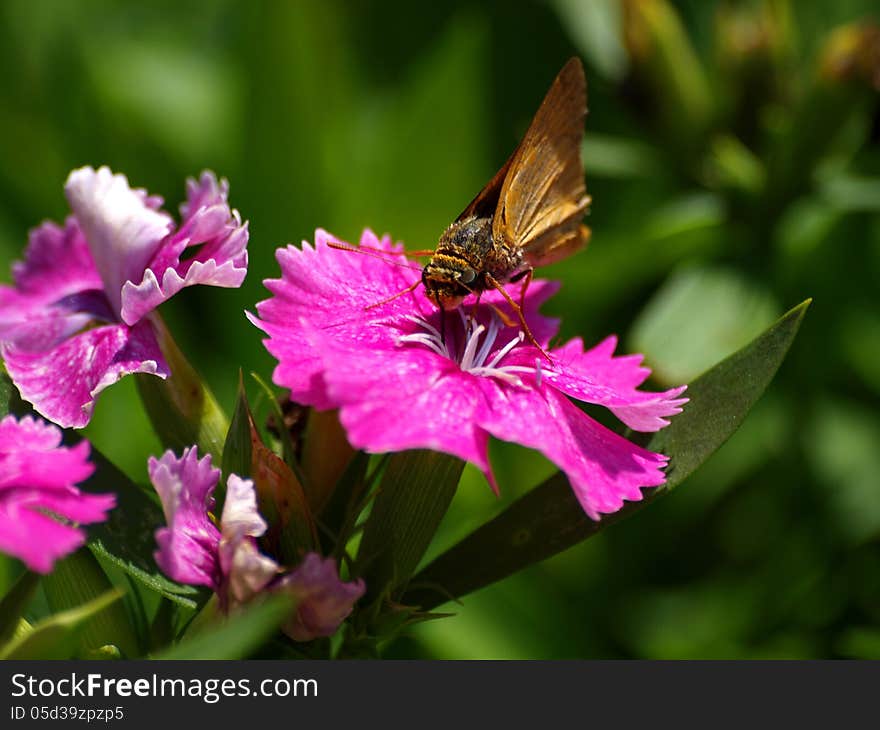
[[492, 57, 590, 266]]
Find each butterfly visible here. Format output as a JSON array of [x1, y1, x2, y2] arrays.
[[333, 57, 590, 355]]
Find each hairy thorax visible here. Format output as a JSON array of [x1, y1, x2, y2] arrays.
[[422, 216, 524, 310]]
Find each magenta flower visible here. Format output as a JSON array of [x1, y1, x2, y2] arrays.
[[0, 166, 248, 428], [251, 229, 688, 520], [0, 414, 115, 573], [149, 447, 364, 637]]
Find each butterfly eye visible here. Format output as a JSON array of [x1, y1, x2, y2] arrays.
[[459, 268, 476, 284]]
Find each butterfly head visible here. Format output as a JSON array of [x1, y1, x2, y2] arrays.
[[421, 264, 471, 311]]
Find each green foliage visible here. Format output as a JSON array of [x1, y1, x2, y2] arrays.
[[135, 317, 229, 462], [41, 549, 138, 658], [355, 451, 464, 604], [0, 588, 125, 660], [83, 448, 202, 610], [153, 594, 295, 660], [0, 571, 39, 647]]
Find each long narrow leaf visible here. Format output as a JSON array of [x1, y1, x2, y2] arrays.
[[42, 549, 138, 657], [356, 450, 464, 601], [0, 571, 39, 647], [153, 594, 294, 660], [0, 588, 124, 660], [404, 300, 811, 609]]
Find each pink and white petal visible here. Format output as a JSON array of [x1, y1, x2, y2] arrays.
[[148, 448, 219, 527], [2, 320, 168, 429], [0, 494, 91, 573], [221, 538, 279, 607], [0, 292, 100, 352], [11, 219, 102, 302], [277, 553, 365, 642], [148, 448, 222, 589], [154, 525, 221, 589], [142, 173, 236, 279], [65, 166, 172, 317], [220, 474, 267, 540], [121, 243, 248, 326], [180, 171, 229, 221], [506, 336, 689, 432], [120, 175, 248, 326], [477, 382, 669, 520]]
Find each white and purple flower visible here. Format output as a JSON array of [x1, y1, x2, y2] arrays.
[[0, 414, 114, 573], [0, 166, 249, 428], [149, 447, 364, 640], [251, 229, 688, 520]]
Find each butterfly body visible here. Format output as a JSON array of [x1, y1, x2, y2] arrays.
[[423, 215, 524, 310]]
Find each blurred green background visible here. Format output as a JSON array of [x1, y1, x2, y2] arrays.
[[1, 0, 879, 658]]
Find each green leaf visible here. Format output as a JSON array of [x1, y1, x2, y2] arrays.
[[135, 315, 228, 461], [0, 371, 27, 419], [249, 371, 298, 472], [152, 594, 294, 660], [221, 372, 253, 489], [322, 451, 371, 552], [42, 548, 138, 657], [355, 450, 464, 602], [83, 448, 202, 610], [0, 571, 39, 647], [0, 588, 124, 660], [222, 375, 317, 561], [404, 300, 811, 610], [0, 371, 12, 417]]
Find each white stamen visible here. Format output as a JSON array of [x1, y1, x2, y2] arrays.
[[474, 316, 501, 368], [396, 311, 541, 388], [459, 323, 486, 371], [397, 333, 448, 358], [402, 314, 443, 342], [484, 331, 524, 370]]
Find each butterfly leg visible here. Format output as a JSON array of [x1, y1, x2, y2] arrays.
[[364, 279, 422, 310], [509, 267, 534, 313], [469, 290, 483, 323], [484, 273, 551, 361]]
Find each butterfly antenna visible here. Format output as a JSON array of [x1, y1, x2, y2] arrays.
[[326, 241, 423, 272]]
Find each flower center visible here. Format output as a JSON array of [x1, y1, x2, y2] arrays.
[[397, 311, 541, 387]]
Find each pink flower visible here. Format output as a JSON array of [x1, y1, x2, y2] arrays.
[[276, 554, 371, 641], [0, 414, 115, 573], [251, 229, 688, 520], [0, 166, 249, 428], [149, 447, 364, 638]]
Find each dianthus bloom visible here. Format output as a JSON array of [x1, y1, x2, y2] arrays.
[[149, 447, 364, 640], [251, 230, 687, 520], [0, 166, 248, 428], [0, 414, 114, 572]]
